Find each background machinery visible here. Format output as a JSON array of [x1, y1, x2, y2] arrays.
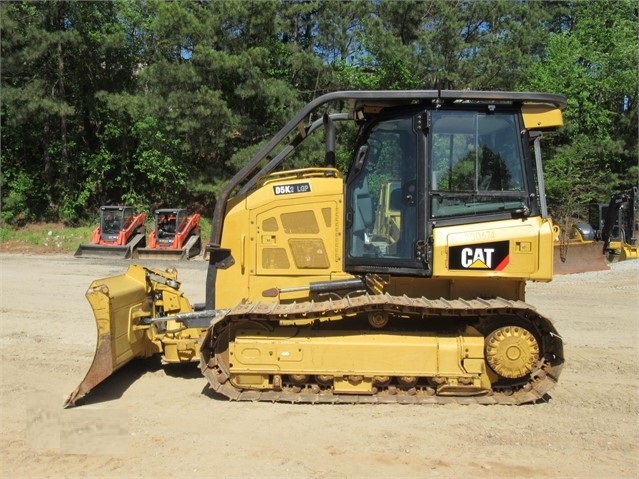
[[74, 206, 146, 258], [66, 90, 566, 407], [553, 186, 638, 273], [599, 186, 639, 261], [133, 208, 202, 260], [552, 222, 608, 275]]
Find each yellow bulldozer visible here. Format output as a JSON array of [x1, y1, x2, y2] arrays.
[[598, 187, 639, 262], [66, 90, 567, 407], [553, 186, 639, 273]]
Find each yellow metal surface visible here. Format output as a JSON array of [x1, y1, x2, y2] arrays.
[[64, 265, 201, 407], [226, 325, 489, 392], [333, 376, 374, 394], [373, 180, 401, 245], [431, 216, 555, 281], [620, 245, 639, 260], [485, 326, 540, 379], [162, 334, 202, 363], [522, 103, 564, 130], [216, 170, 346, 307]]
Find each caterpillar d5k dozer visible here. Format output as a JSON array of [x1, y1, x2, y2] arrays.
[[133, 209, 202, 260], [74, 206, 147, 259], [66, 90, 566, 408]]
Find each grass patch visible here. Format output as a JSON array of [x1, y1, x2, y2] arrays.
[[0, 223, 94, 254], [0, 218, 211, 254]]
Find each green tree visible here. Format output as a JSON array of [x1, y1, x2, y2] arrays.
[[522, 0, 638, 222], [336, 0, 551, 91], [1, 1, 139, 223], [2, 0, 636, 228]]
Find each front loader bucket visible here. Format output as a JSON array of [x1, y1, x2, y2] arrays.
[[132, 247, 187, 261], [132, 235, 201, 260], [74, 233, 146, 259], [74, 244, 133, 259], [64, 266, 156, 408], [553, 242, 610, 275]]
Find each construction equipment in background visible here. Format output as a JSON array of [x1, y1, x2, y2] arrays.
[[552, 222, 609, 275], [553, 186, 638, 273], [66, 90, 567, 408], [600, 186, 639, 261], [74, 206, 146, 259], [133, 209, 202, 260]]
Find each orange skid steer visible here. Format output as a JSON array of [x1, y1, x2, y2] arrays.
[[132, 209, 202, 260], [75, 206, 147, 259]]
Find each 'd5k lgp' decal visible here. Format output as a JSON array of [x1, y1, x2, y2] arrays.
[[449, 240, 510, 271]]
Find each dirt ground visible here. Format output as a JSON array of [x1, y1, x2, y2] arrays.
[[0, 253, 637, 479]]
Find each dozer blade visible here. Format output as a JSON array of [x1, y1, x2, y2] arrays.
[[553, 242, 609, 275], [64, 266, 155, 408], [183, 235, 202, 258]]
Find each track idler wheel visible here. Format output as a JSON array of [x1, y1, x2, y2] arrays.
[[485, 325, 540, 379]]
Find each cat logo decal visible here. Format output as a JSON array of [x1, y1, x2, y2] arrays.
[[449, 240, 510, 271]]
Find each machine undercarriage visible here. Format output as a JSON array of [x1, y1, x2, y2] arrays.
[[201, 294, 563, 405]]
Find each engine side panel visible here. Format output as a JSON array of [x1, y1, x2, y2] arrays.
[[215, 171, 349, 308]]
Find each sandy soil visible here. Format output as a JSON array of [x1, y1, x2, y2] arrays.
[[1, 253, 637, 479]]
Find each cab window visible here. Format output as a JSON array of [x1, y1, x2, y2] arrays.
[[430, 111, 527, 218], [348, 115, 418, 261]]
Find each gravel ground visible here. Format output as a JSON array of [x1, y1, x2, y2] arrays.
[[0, 254, 637, 479]]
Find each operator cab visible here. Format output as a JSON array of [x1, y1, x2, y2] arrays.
[[345, 103, 534, 276], [155, 208, 188, 246], [100, 206, 133, 241]]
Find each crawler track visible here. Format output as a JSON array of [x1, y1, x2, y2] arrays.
[[200, 295, 563, 405]]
